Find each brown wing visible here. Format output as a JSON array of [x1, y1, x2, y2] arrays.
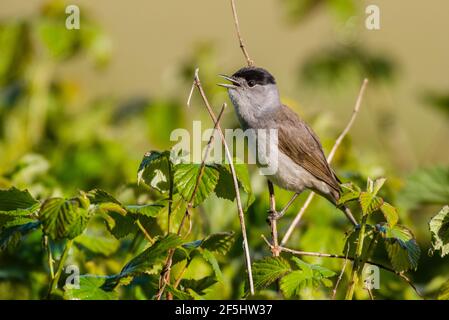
[[273, 105, 341, 193]]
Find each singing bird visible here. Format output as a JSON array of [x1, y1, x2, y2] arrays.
[[218, 66, 357, 225]]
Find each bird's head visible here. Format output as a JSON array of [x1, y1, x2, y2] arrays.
[[218, 67, 280, 114]]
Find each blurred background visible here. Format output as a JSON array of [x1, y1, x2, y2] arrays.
[[0, 0, 448, 299]]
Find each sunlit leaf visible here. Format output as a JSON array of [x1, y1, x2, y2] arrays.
[[64, 276, 118, 300], [359, 192, 383, 215], [174, 163, 219, 207], [74, 233, 120, 256], [137, 151, 172, 193], [380, 202, 399, 227], [438, 279, 449, 300], [252, 257, 291, 290], [379, 224, 420, 272], [429, 206, 449, 258], [200, 249, 223, 281], [337, 183, 361, 205]]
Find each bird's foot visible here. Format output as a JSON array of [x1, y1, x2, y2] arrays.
[[267, 209, 284, 221]]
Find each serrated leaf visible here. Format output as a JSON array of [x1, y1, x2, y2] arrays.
[[64, 276, 118, 300], [165, 284, 192, 300], [119, 234, 184, 278], [0, 187, 40, 220], [87, 189, 121, 204], [103, 211, 137, 239], [0, 221, 41, 251], [338, 183, 361, 205], [372, 178, 387, 195], [180, 276, 217, 295], [125, 201, 166, 218], [39, 195, 91, 240], [252, 257, 291, 290], [380, 202, 399, 227], [174, 163, 219, 207], [380, 224, 420, 272], [201, 231, 235, 255], [359, 192, 384, 215], [200, 249, 223, 281], [137, 151, 171, 193], [214, 163, 254, 210], [280, 257, 336, 298], [74, 233, 120, 256], [429, 205, 449, 258]]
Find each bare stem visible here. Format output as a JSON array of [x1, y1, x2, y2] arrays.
[[267, 181, 281, 257], [193, 70, 255, 295], [229, 0, 254, 66], [155, 101, 228, 300], [44, 235, 55, 280], [47, 239, 73, 299], [281, 78, 369, 246], [332, 244, 350, 299]]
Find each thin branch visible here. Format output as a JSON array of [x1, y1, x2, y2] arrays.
[[136, 219, 154, 243], [155, 101, 227, 300], [229, 0, 254, 66], [332, 243, 350, 299], [44, 235, 55, 280], [193, 70, 255, 295], [267, 181, 281, 257], [280, 78, 369, 246]]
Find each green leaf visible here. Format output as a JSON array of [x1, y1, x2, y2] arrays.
[[137, 151, 172, 193], [380, 224, 420, 272], [87, 189, 121, 204], [337, 183, 361, 205], [39, 194, 91, 240], [0, 187, 40, 219], [429, 205, 449, 258], [200, 249, 223, 281], [200, 231, 235, 255], [252, 257, 291, 290], [359, 192, 383, 215], [214, 163, 254, 209], [64, 276, 118, 300], [125, 201, 166, 218], [180, 276, 217, 295], [165, 284, 192, 300], [280, 257, 335, 298], [173, 163, 219, 207], [438, 279, 449, 300], [380, 202, 399, 227], [0, 221, 41, 250], [119, 234, 184, 278], [371, 177, 386, 195], [399, 166, 449, 209], [74, 233, 120, 256]]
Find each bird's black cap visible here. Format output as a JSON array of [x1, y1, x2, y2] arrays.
[[232, 67, 276, 85]]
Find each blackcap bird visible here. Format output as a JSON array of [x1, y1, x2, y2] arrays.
[[218, 66, 358, 226]]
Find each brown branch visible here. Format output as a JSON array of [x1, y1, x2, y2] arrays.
[[193, 69, 255, 295], [280, 78, 369, 246], [229, 0, 254, 66], [332, 243, 350, 299], [155, 101, 227, 300], [267, 181, 281, 257]]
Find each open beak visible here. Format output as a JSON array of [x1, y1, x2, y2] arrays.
[[217, 74, 240, 89]]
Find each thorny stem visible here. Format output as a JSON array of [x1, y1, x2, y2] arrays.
[[44, 235, 55, 280], [280, 78, 369, 246], [47, 239, 73, 299], [345, 215, 368, 300]]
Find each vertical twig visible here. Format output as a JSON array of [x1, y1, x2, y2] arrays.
[[193, 70, 255, 295], [229, 0, 254, 66], [280, 79, 369, 246], [155, 102, 227, 300], [332, 244, 350, 299], [267, 181, 281, 257], [47, 239, 73, 299], [44, 235, 55, 280]]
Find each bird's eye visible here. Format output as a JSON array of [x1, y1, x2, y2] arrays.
[[247, 80, 256, 87]]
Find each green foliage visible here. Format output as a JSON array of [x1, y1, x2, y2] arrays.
[[438, 279, 449, 300], [64, 276, 118, 300], [379, 224, 420, 272], [429, 206, 449, 258], [252, 257, 292, 290], [39, 194, 91, 240], [280, 257, 335, 298], [399, 167, 449, 209]]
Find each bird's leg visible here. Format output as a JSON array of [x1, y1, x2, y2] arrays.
[[266, 180, 280, 220], [267, 180, 281, 256]]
